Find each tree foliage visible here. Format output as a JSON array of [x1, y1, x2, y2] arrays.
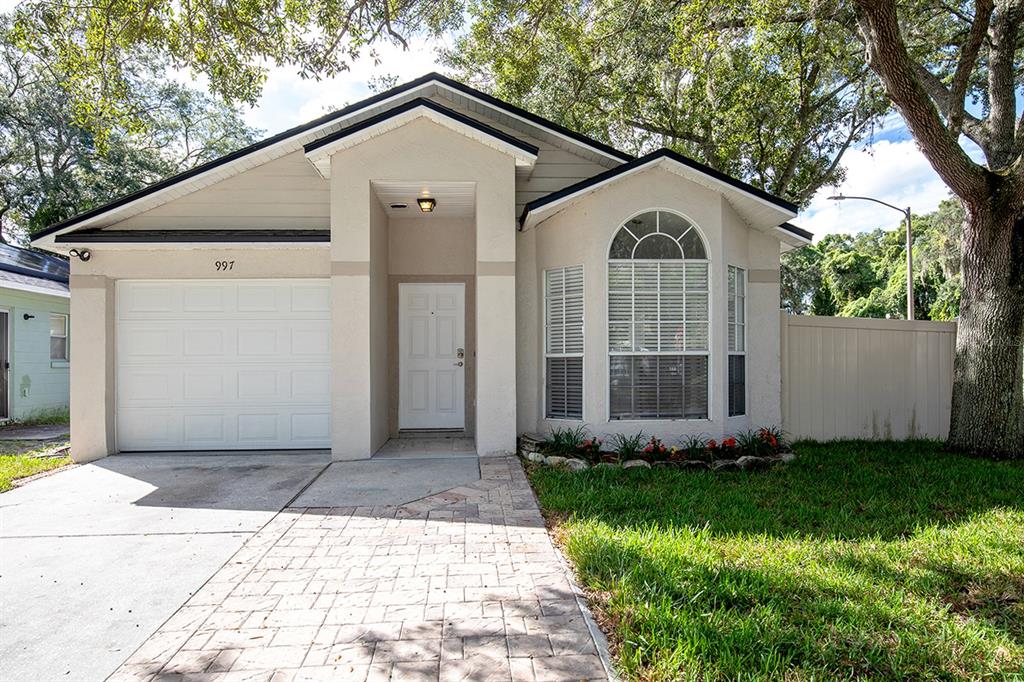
[[10, 0, 460, 138], [445, 0, 891, 204], [0, 19, 260, 242], [782, 198, 965, 320]]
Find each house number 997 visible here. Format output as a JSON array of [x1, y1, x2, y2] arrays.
[[215, 260, 235, 271]]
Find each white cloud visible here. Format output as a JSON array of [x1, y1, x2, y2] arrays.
[[797, 137, 973, 239], [240, 36, 448, 134]]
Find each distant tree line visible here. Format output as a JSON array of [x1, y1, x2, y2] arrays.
[[0, 17, 260, 244], [782, 198, 964, 321]]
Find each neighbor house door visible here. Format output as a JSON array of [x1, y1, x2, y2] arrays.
[[0, 311, 8, 419], [399, 283, 466, 430]]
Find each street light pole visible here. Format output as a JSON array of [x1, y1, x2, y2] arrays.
[[827, 193, 914, 320]]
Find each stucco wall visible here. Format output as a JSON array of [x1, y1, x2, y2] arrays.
[[389, 217, 475, 275], [516, 164, 783, 442], [326, 116, 518, 457], [0, 288, 70, 420], [369, 195, 390, 451]]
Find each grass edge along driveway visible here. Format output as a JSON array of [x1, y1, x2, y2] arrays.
[[527, 440, 1024, 681], [0, 441, 72, 492]]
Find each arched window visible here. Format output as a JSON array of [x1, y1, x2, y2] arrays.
[[608, 210, 709, 419]]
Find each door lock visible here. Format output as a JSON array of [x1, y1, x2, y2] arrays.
[[454, 361, 464, 367], [456, 347, 465, 359]]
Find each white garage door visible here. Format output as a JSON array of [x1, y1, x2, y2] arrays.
[[116, 279, 331, 451]]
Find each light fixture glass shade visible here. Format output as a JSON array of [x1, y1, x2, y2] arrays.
[[417, 197, 436, 212]]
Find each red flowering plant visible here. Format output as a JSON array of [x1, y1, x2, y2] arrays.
[[736, 426, 788, 457], [576, 437, 604, 465], [707, 436, 739, 459], [758, 426, 787, 454], [640, 436, 670, 462]]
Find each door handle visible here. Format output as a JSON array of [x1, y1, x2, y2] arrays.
[[454, 361, 464, 367]]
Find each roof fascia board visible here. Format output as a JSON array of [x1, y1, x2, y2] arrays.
[[776, 222, 813, 247], [0, 279, 69, 298], [304, 98, 538, 178], [55, 229, 331, 244]]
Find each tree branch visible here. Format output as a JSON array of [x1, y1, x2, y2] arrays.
[[853, 0, 986, 200], [946, 0, 993, 135]]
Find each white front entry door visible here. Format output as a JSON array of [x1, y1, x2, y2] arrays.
[[399, 283, 466, 429]]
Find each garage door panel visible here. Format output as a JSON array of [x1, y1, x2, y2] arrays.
[[291, 369, 330, 400], [117, 280, 331, 451], [183, 328, 229, 357]]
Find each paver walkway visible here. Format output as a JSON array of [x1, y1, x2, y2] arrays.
[[110, 457, 610, 682]]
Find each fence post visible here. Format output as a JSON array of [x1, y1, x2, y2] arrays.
[[780, 310, 789, 433]]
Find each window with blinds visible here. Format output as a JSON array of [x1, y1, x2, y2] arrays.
[[608, 210, 710, 420], [545, 265, 584, 419], [727, 265, 746, 417]]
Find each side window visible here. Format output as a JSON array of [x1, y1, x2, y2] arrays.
[[727, 266, 746, 417], [50, 313, 68, 361], [545, 265, 584, 419]]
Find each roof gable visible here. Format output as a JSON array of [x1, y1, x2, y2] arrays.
[[303, 98, 538, 177], [519, 149, 808, 244]]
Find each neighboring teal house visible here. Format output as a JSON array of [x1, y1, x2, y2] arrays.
[[0, 244, 70, 422]]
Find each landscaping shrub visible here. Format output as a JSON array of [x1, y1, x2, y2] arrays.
[[576, 437, 604, 465], [544, 425, 588, 456], [609, 432, 645, 462]]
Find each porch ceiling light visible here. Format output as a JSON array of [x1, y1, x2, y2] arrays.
[[417, 197, 436, 213]]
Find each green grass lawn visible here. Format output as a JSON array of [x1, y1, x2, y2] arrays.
[[528, 440, 1024, 680], [0, 441, 71, 492]]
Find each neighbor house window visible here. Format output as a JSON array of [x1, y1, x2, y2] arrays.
[[727, 265, 746, 417], [50, 313, 68, 361], [608, 210, 709, 419], [545, 265, 584, 419]]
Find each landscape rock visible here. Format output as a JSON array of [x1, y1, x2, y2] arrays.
[[565, 459, 590, 472], [711, 459, 740, 472], [522, 451, 547, 463], [776, 452, 797, 463], [678, 460, 710, 471], [518, 433, 546, 453], [622, 459, 651, 469], [544, 455, 569, 467], [736, 455, 773, 471]]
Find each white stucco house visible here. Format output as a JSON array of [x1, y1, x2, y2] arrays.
[[30, 73, 811, 463]]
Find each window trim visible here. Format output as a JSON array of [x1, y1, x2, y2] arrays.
[[727, 264, 747, 418], [544, 265, 585, 421], [49, 312, 69, 362], [605, 208, 713, 422]]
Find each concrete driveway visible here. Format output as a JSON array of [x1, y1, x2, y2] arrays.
[[0, 453, 329, 682]]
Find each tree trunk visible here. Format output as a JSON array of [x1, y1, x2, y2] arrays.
[[947, 195, 1024, 457]]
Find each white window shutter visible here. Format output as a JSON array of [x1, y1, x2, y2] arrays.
[[545, 266, 584, 419]]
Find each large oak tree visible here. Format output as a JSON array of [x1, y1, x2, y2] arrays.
[[851, 0, 1022, 456]]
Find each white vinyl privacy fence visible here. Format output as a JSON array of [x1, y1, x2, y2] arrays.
[[781, 313, 956, 441]]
